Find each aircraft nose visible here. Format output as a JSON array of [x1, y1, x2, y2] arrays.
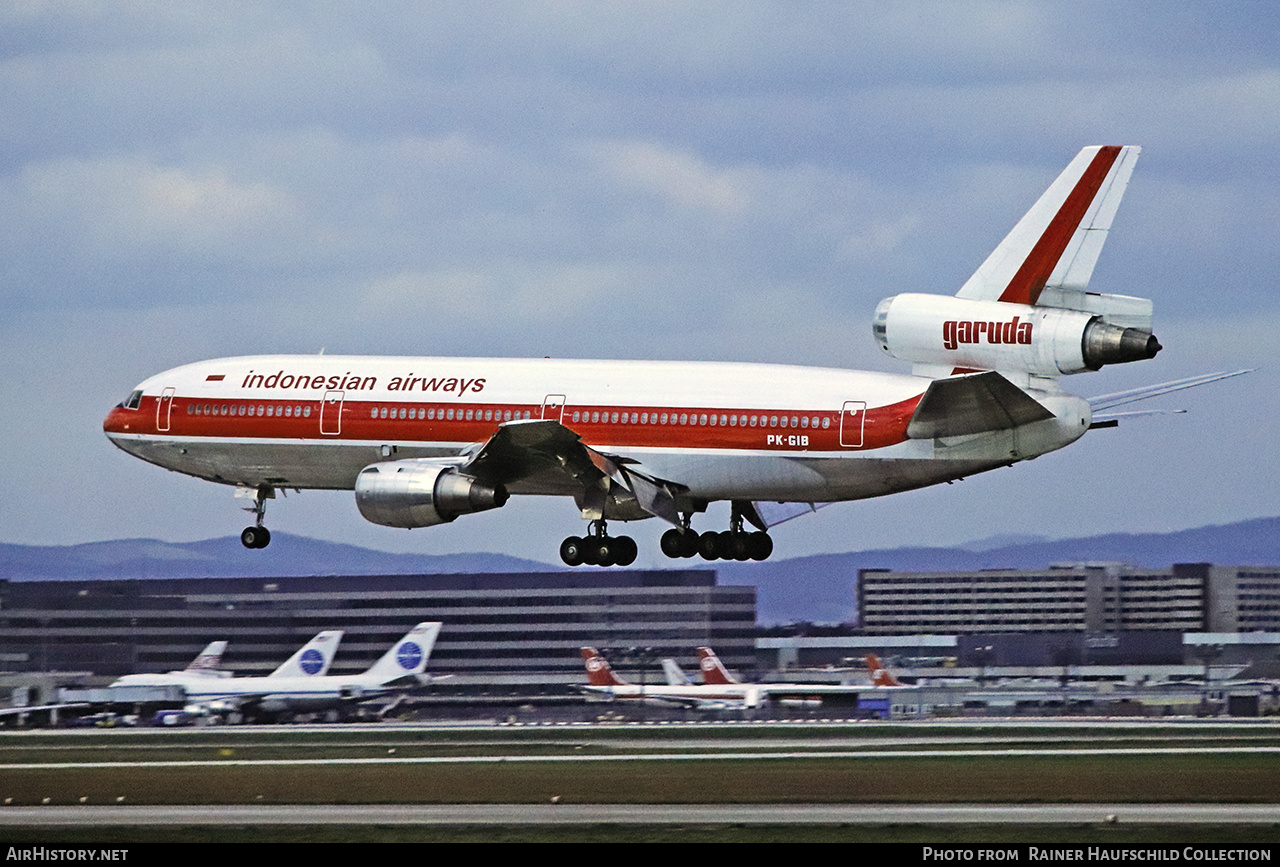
[[103, 404, 134, 437]]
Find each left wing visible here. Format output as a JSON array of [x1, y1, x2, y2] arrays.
[[461, 419, 684, 525]]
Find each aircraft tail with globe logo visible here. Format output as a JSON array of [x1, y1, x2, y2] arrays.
[[364, 622, 442, 684], [267, 630, 344, 678]]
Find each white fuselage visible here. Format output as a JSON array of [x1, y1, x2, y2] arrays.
[[103, 354, 1091, 510], [110, 670, 396, 710]]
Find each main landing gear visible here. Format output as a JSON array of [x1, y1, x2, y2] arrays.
[[239, 486, 273, 549], [560, 520, 637, 567], [659, 511, 773, 562]]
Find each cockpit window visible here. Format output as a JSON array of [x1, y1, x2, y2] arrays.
[[123, 389, 143, 410]]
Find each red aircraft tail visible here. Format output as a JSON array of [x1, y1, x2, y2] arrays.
[[696, 647, 741, 685], [865, 653, 903, 687], [581, 647, 628, 687]]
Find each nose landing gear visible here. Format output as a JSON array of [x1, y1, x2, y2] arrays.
[[560, 520, 637, 567], [238, 486, 274, 549]]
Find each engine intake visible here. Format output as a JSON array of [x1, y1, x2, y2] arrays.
[[355, 459, 508, 528]]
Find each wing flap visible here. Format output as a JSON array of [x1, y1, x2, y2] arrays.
[[907, 371, 1055, 439], [462, 418, 682, 525]]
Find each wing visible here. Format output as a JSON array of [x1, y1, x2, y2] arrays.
[[460, 418, 684, 525], [1088, 369, 1253, 416]]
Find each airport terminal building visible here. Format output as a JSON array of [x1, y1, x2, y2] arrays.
[[858, 562, 1280, 635], [0, 570, 756, 687]]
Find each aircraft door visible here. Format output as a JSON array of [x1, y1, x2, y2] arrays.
[[320, 391, 344, 435], [839, 401, 866, 448], [541, 394, 566, 422], [156, 387, 175, 432]]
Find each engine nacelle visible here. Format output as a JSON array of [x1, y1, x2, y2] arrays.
[[872, 293, 1160, 375], [354, 459, 508, 528]]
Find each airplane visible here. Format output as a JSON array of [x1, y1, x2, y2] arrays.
[[696, 646, 908, 690], [266, 629, 344, 678], [864, 653, 905, 688], [581, 646, 906, 709], [580, 647, 764, 708], [104, 145, 1247, 566], [179, 640, 231, 677], [108, 623, 440, 718]]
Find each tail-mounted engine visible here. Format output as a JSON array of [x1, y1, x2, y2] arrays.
[[873, 292, 1160, 376], [355, 459, 508, 528]]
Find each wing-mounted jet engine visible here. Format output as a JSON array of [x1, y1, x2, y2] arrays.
[[354, 458, 508, 528]]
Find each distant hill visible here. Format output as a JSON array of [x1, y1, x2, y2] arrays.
[[0, 533, 555, 581], [4, 516, 1280, 625]]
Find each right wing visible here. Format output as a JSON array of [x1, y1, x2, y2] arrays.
[[1089, 369, 1253, 420]]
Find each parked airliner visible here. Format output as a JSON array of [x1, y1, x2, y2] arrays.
[[104, 146, 1241, 565], [581, 646, 905, 709], [110, 623, 439, 718]]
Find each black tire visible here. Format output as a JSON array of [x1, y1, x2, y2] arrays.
[[698, 532, 720, 561], [660, 528, 685, 559], [559, 536, 585, 566], [680, 531, 700, 558], [592, 538, 615, 568], [241, 526, 268, 549], [748, 531, 773, 561], [613, 536, 637, 567], [729, 532, 752, 561]]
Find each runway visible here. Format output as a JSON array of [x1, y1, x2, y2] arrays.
[[5, 803, 1280, 826]]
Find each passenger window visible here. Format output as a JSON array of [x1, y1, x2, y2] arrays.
[[822, 417, 831, 429]]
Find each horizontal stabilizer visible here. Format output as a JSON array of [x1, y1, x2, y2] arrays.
[[907, 371, 1055, 439], [1088, 369, 1253, 412]]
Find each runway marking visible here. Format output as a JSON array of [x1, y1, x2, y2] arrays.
[[4, 803, 1280, 826], [6, 745, 1280, 770]]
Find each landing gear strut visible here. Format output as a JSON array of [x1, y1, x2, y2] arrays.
[[239, 486, 273, 549], [659, 509, 772, 562], [560, 520, 637, 567]]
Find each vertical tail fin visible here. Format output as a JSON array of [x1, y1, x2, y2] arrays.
[[662, 658, 693, 686], [956, 146, 1140, 305], [269, 630, 344, 678], [581, 647, 628, 687], [865, 654, 903, 687], [697, 647, 741, 685], [183, 641, 228, 674], [365, 622, 442, 684]]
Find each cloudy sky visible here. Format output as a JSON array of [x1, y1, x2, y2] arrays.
[[1, 1, 1274, 566]]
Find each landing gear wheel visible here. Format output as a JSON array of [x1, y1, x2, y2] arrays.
[[727, 532, 752, 561], [660, 528, 687, 559], [560, 536, 585, 566], [612, 535, 637, 567], [748, 531, 773, 561], [698, 532, 720, 561], [240, 526, 270, 549], [590, 537, 615, 568]]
